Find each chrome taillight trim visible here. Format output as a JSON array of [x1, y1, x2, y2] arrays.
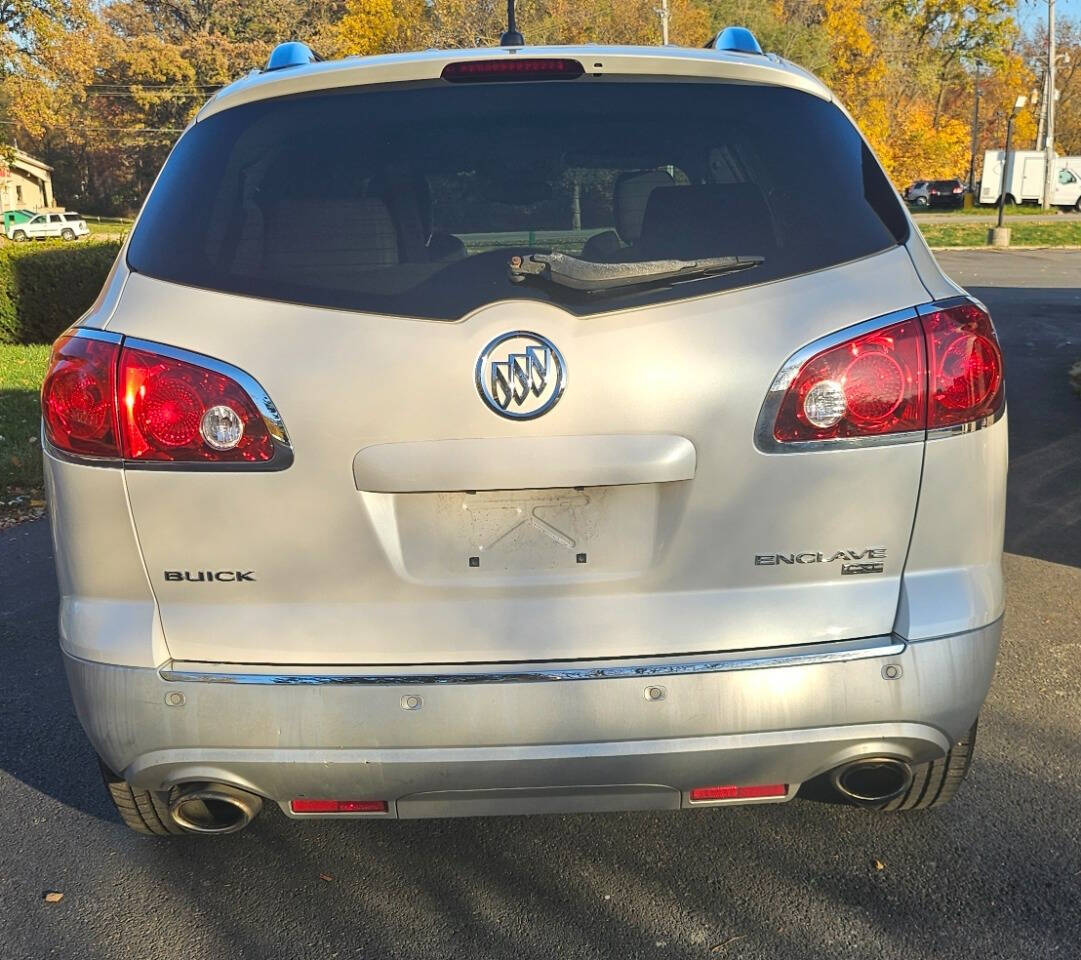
[[45, 328, 293, 471], [754, 297, 1004, 453], [63, 327, 124, 346]]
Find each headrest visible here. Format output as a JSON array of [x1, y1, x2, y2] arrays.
[[266, 197, 399, 270], [639, 183, 776, 260], [614, 170, 676, 244]]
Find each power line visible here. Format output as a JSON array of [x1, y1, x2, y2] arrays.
[[0, 119, 184, 134], [86, 91, 211, 98], [85, 84, 222, 91]]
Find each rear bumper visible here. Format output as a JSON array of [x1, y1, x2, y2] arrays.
[[64, 620, 1001, 818]]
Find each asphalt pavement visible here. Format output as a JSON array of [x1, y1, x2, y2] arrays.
[[1, 250, 1080, 960]]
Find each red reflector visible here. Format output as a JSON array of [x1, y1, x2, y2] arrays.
[[118, 346, 274, 463], [690, 784, 787, 802], [441, 58, 584, 82], [290, 799, 388, 814], [921, 301, 1003, 430], [42, 335, 121, 458]]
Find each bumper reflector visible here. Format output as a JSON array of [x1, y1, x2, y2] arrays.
[[290, 799, 388, 814], [689, 784, 787, 802]]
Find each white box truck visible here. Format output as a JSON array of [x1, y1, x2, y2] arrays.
[[980, 149, 1081, 209]]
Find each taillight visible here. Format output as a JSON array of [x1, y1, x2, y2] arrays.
[[42, 335, 121, 459], [923, 301, 1003, 429], [441, 58, 584, 82], [760, 299, 1003, 449], [772, 317, 926, 443], [41, 332, 289, 467], [118, 346, 273, 463]]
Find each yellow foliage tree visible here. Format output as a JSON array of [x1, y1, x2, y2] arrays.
[[336, 0, 428, 56]]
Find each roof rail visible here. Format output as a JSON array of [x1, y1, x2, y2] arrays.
[[705, 27, 764, 56], [265, 41, 321, 72]]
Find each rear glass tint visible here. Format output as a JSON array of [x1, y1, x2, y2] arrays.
[[128, 79, 908, 320]]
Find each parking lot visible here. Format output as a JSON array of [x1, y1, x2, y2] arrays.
[[1, 249, 1079, 960]]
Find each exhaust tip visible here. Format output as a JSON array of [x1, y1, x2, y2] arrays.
[[830, 757, 913, 805], [169, 783, 263, 835]]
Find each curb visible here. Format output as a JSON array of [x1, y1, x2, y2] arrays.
[[927, 245, 1081, 252]]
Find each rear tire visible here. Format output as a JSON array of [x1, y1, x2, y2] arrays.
[[914, 196, 929, 207], [98, 759, 185, 836], [12, 230, 26, 242], [877, 719, 978, 811]]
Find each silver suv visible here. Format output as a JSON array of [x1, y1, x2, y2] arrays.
[[42, 32, 1006, 836]]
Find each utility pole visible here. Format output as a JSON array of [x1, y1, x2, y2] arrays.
[[658, 0, 670, 45], [968, 61, 981, 195], [1043, 0, 1056, 209]]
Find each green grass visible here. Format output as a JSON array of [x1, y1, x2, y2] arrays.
[[0, 343, 49, 511], [909, 202, 1064, 217], [919, 220, 1081, 247], [84, 217, 133, 236]]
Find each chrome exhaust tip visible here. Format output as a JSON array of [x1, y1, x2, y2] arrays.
[[169, 782, 263, 835], [830, 757, 913, 805]]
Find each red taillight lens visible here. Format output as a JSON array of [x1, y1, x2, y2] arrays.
[[689, 784, 787, 802], [768, 300, 1003, 446], [773, 318, 926, 443], [41, 335, 121, 458], [290, 799, 388, 814], [42, 333, 284, 465], [441, 58, 585, 82], [118, 347, 273, 463], [923, 302, 1003, 429]]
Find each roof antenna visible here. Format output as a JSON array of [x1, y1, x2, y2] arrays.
[[500, 0, 524, 46]]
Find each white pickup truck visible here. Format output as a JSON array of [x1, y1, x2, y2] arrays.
[[6, 211, 90, 242]]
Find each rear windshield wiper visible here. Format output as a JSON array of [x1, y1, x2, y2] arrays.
[[508, 251, 764, 293]]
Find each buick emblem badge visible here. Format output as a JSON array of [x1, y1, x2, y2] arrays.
[[475, 331, 566, 420]]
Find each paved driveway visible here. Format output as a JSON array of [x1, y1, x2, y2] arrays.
[[1, 250, 1079, 960]]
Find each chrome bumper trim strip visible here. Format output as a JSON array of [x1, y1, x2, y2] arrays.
[[160, 636, 905, 685]]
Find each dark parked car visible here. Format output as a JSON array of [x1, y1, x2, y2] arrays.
[[927, 179, 965, 208]]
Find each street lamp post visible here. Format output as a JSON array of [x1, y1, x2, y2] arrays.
[[992, 95, 1029, 246]]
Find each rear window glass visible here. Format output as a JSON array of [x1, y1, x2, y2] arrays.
[[128, 78, 907, 320]]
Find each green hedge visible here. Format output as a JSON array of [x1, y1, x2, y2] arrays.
[[0, 240, 122, 345]]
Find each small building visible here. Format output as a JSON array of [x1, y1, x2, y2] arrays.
[[0, 149, 55, 212]]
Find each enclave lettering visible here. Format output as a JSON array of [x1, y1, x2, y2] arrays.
[[755, 548, 887, 566]]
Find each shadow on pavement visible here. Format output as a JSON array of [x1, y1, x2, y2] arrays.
[[967, 284, 1081, 569]]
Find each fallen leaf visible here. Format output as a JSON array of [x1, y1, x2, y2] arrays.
[[873, 859, 885, 871], [43, 891, 64, 903], [319, 873, 333, 882], [712, 935, 745, 953]]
